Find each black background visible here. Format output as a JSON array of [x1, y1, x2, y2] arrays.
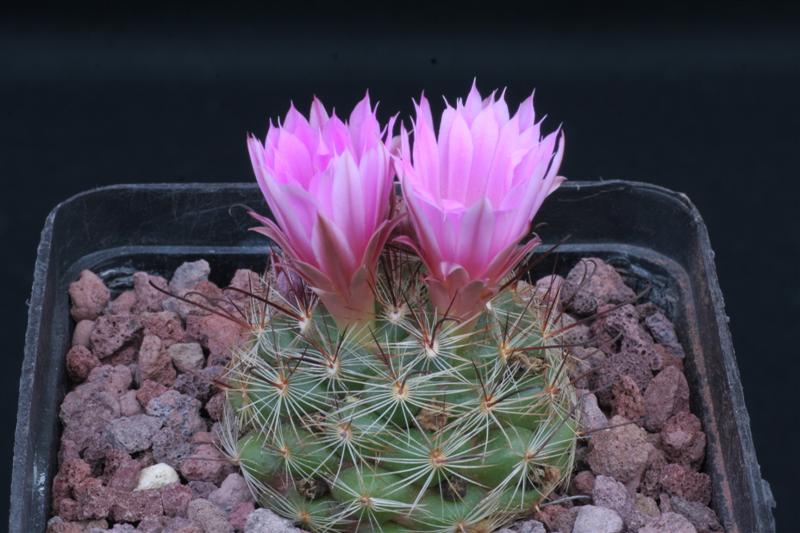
[[2, 2, 799, 529]]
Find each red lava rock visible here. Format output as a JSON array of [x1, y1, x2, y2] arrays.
[[52, 481, 71, 514], [176, 365, 223, 401], [591, 475, 631, 518], [72, 320, 95, 347], [174, 372, 213, 402], [119, 390, 143, 416], [670, 495, 722, 531], [185, 280, 226, 316], [160, 517, 204, 533], [152, 427, 196, 467], [562, 288, 597, 317], [108, 290, 137, 315], [87, 364, 133, 395], [533, 274, 565, 309], [162, 482, 194, 517], [644, 311, 685, 359], [59, 382, 120, 461], [572, 346, 606, 392], [133, 272, 170, 312], [570, 470, 596, 496], [560, 314, 592, 346], [640, 447, 668, 499], [659, 463, 712, 505], [661, 411, 706, 468], [187, 498, 233, 533], [136, 516, 170, 533], [188, 481, 219, 499], [107, 344, 138, 365], [46, 517, 77, 533], [591, 304, 643, 350], [141, 311, 186, 348], [574, 345, 607, 367], [591, 304, 658, 404], [179, 444, 230, 484], [569, 353, 594, 390], [66, 345, 100, 382], [587, 415, 655, 489], [138, 334, 177, 386], [649, 343, 685, 373], [137, 380, 169, 407], [594, 349, 654, 407], [56, 497, 80, 521], [105, 524, 138, 532], [103, 451, 143, 491], [644, 366, 690, 432], [69, 270, 110, 321], [52, 458, 92, 513], [228, 268, 266, 301], [185, 314, 247, 367], [74, 477, 112, 519], [229, 500, 255, 531], [636, 302, 660, 318], [59, 439, 81, 465], [611, 374, 646, 422], [533, 504, 571, 532], [90, 314, 142, 359], [109, 414, 163, 453], [533, 504, 567, 531], [638, 511, 696, 533], [627, 493, 662, 530], [47, 517, 109, 533], [146, 390, 206, 438], [204, 365, 225, 384], [646, 430, 663, 451], [164, 260, 212, 318], [191, 431, 217, 445], [209, 473, 253, 513], [62, 457, 92, 487], [561, 258, 636, 316], [110, 488, 164, 522], [170, 260, 211, 293], [204, 392, 225, 422]]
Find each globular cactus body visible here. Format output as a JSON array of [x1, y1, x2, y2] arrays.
[[220, 266, 579, 533]]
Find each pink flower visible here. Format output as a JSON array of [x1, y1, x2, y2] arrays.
[[248, 94, 398, 324], [396, 83, 565, 319]]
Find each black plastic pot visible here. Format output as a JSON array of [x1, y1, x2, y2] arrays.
[[12, 181, 774, 532]]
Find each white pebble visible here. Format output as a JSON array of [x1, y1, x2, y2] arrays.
[[135, 463, 179, 491]]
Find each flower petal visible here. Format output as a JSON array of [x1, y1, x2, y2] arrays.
[[311, 213, 357, 294], [446, 111, 473, 202]]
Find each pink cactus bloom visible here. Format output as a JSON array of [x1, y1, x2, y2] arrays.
[[248, 94, 398, 324], [396, 83, 565, 319]]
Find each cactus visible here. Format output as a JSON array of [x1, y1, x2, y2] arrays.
[[219, 256, 579, 532], [229, 82, 575, 532]]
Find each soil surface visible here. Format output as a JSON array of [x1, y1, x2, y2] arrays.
[[50, 257, 724, 533]]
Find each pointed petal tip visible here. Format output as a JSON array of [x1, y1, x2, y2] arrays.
[[311, 95, 327, 110]]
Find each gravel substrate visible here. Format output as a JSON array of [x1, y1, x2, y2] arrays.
[[49, 257, 724, 533]]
